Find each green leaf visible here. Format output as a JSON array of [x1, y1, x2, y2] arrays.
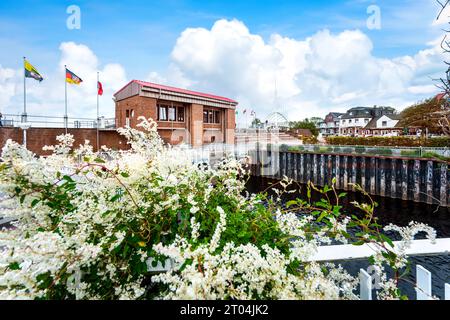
[[380, 234, 395, 248], [317, 211, 329, 222], [110, 194, 121, 202], [285, 200, 297, 208], [31, 199, 40, 207], [8, 262, 21, 270], [62, 175, 74, 183], [120, 172, 130, 178], [36, 272, 53, 289]]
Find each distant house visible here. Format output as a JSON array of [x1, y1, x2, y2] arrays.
[[318, 112, 344, 136], [338, 106, 399, 136], [292, 128, 313, 137], [362, 114, 403, 136]]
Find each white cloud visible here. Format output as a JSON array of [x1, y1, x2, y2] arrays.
[[407, 85, 438, 94], [0, 66, 21, 113], [0, 42, 127, 121], [0, 19, 447, 127], [159, 19, 447, 123]]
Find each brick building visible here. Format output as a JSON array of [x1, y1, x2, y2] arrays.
[[114, 80, 238, 146]]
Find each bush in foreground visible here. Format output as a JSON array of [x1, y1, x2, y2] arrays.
[[0, 117, 436, 300]]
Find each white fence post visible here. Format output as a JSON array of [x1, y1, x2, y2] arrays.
[[359, 268, 372, 300], [445, 283, 450, 300], [416, 265, 432, 300]]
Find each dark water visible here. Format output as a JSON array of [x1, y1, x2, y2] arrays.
[[246, 176, 450, 299]]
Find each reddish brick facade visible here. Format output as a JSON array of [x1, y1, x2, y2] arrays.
[[0, 81, 237, 156], [0, 127, 129, 156], [114, 80, 237, 146]]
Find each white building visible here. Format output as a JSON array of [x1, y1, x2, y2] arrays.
[[338, 106, 401, 136]]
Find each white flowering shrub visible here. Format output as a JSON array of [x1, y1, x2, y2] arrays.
[[0, 117, 436, 300]]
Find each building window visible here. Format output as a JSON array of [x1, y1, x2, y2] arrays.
[[208, 111, 213, 123], [214, 111, 220, 123], [355, 119, 359, 123], [349, 120, 352, 124], [365, 118, 369, 123], [382, 121, 387, 127], [158, 105, 168, 121], [178, 107, 185, 122], [158, 104, 185, 122], [125, 109, 130, 126], [203, 109, 221, 124], [168, 106, 176, 121]]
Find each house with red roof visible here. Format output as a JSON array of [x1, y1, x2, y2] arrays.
[[113, 80, 238, 146]]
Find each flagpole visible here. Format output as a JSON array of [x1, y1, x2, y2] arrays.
[[96, 71, 100, 152], [64, 65, 68, 134], [23, 57, 27, 122], [22, 56, 27, 148]]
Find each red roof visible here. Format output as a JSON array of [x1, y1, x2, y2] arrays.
[[114, 80, 238, 104]]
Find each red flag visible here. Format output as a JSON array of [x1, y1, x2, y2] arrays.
[[436, 92, 446, 101], [97, 81, 103, 96]]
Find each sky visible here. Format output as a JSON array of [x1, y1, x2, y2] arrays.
[[0, 0, 449, 124]]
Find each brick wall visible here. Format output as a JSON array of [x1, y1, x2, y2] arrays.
[[115, 95, 236, 146], [190, 104, 204, 147], [115, 95, 157, 128], [0, 127, 129, 156], [225, 108, 236, 144]]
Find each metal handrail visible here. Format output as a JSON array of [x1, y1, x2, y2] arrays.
[[0, 114, 116, 129]]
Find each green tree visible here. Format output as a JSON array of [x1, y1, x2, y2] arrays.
[[289, 119, 319, 137], [399, 97, 447, 134], [251, 118, 262, 128]]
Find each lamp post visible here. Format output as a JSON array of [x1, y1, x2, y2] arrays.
[[18, 122, 31, 149]]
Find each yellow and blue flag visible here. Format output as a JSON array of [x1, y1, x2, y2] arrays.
[[24, 59, 44, 82], [66, 68, 83, 85]]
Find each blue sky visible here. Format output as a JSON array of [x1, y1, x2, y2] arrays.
[[0, 0, 448, 120]]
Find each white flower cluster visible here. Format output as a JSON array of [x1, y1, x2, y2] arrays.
[[0, 116, 437, 300], [152, 207, 358, 300]]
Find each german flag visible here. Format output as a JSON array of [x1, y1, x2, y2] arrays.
[[66, 68, 83, 85], [24, 59, 44, 82]]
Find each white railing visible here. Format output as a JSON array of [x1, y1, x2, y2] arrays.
[[283, 144, 450, 158], [311, 238, 450, 300], [359, 265, 450, 300], [0, 114, 116, 129]]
